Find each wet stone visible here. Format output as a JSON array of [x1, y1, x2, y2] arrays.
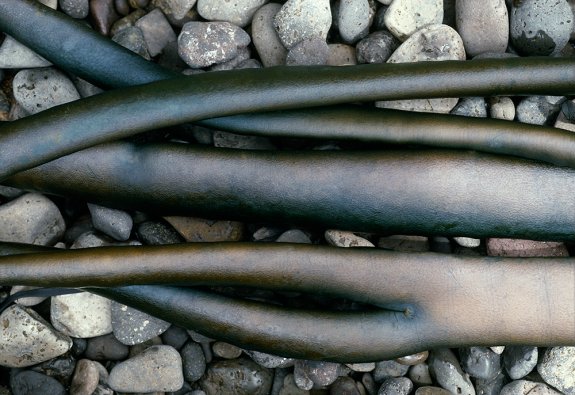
[[450, 97, 487, 118], [109, 345, 184, 392], [276, 229, 312, 244], [500, 380, 561, 395], [85, 334, 130, 361], [0, 35, 51, 69], [13, 68, 80, 115], [409, 363, 433, 386], [504, 346, 538, 380], [384, 0, 444, 41], [428, 348, 475, 395], [338, 0, 372, 44], [112, 26, 151, 60], [459, 347, 501, 380], [516, 96, 565, 126], [252, 3, 288, 67], [164, 216, 245, 242], [356, 30, 400, 64], [0, 305, 72, 368], [455, 0, 508, 56], [111, 302, 171, 345], [0, 193, 65, 246], [200, 357, 273, 395], [178, 21, 251, 68], [135, 8, 177, 57], [325, 230, 374, 247], [51, 292, 112, 338], [537, 347, 575, 395], [60, 0, 90, 18], [181, 341, 207, 382], [373, 360, 410, 382], [273, 0, 332, 49], [244, 350, 295, 369], [286, 37, 329, 66], [90, 0, 121, 36], [212, 341, 243, 359], [378, 377, 413, 395], [294, 360, 343, 390], [70, 359, 100, 395], [137, 220, 185, 245], [87, 203, 133, 241], [10, 371, 66, 395], [487, 238, 569, 257], [197, 0, 268, 27]]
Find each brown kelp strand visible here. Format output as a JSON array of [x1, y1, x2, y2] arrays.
[[0, 241, 573, 362], [6, 142, 575, 240]]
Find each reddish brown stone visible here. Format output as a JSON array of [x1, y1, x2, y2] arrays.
[[90, 0, 120, 36], [486, 238, 569, 257]]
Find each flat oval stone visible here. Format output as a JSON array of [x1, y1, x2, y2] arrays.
[[70, 359, 100, 395], [500, 380, 561, 395], [409, 363, 433, 386], [164, 216, 245, 241], [137, 220, 185, 245], [51, 292, 113, 338], [0, 193, 65, 246], [415, 387, 453, 395], [198, 0, 268, 27], [200, 357, 273, 395], [0, 36, 51, 68], [455, 0, 508, 56], [428, 349, 475, 395], [252, 3, 287, 66], [109, 345, 184, 392], [384, 0, 443, 41], [294, 360, 343, 389], [338, 0, 372, 44], [378, 377, 414, 395], [181, 341, 206, 382], [87, 203, 133, 241], [346, 362, 376, 372], [373, 360, 409, 382], [503, 346, 538, 380], [537, 347, 575, 395], [396, 351, 429, 366], [111, 301, 171, 345], [11, 371, 66, 395], [244, 350, 295, 368], [273, 0, 332, 49], [356, 30, 400, 64], [212, 341, 243, 359], [325, 230, 374, 247], [85, 334, 129, 361], [0, 305, 72, 368]]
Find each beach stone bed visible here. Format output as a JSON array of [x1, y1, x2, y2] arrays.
[[0, 0, 575, 394]]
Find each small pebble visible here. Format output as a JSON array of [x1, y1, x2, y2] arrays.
[[0, 36, 51, 68], [346, 362, 376, 372], [70, 359, 100, 395], [325, 230, 374, 247], [178, 21, 251, 68], [114, 0, 130, 15], [294, 360, 342, 390], [85, 334, 130, 361], [244, 350, 295, 368], [59, 0, 90, 18], [378, 377, 413, 395], [252, 3, 288, 67], [161, 325, 190, 350], [87, 203, 133, 241], [151, 0, 197, 23], [453, 237, 481, 248], [500, 380, 561, 395], [537, 347, 575, 395], [396, 351, 429, 366], [356, 30, 400, 64], [135, 8, 177, 57], [503, 346, 538, 380], [378, 235, 429, 252], [338, 0, 372, 44], [510, 0, 573, 56], [181, 341, 207, 382], [200, 357, 273, 394], [450, 98, 487, 118], [489, 97, 515, 121], [327, 43, 357, 65], [486, 238, 569, 257], [51, 292, 113, 338], [0, 193, 65, 246], [554, 100, 575, 132], [276, 229, 312, 243], [491, 346, 505, 354], [10, 285, 48, 307], [197, 0, 268, 27], [278, 373, 309, 395], [0, 305, 72, 368], [286, 37, 329, 66], [459, 347, 501, 380], [70, 231, 117, 249], [273, 0, 332, 49], [516, 96, 565, 126], [373, 360, 409, 382], [163, 216, 245, 241], [13, 68, 80, 115], [90, 0, 121, 36], [108, 345, 184, 392], [213, 341, 243, 359], [455, 0, 508, 56], [428, 348, 475, 395], [111, 301, 171, 345], [10, 371, 66, 395], [409, 363, 433, 386], [112, 25, 151, 60], [384, 0, 444, 41], [137, 220, 185, 245]]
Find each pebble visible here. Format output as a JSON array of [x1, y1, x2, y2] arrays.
[[111, 25, 151, 60], [503, 346, 538, 380], [90, 0, 121, 36], [378, 235, 429, 252], [325, 230, 374, 247], [212, 341, 243, 359], [491, 346, 505, 354], [51, 292, 113, 338], [428, 348, 475, 395], [71, 231, 116, 249], [38, 0, 58, 8], [0, 36, 52, 68], [276, 229, 312, 243], [377, 24, 465, 114], [111, 9, 146, 36], [450, 98, 487, 118], [346, 362, 376, 372], [108, 345, 183, 392], [135, 8, 177, 57], [244, 350, 295, 369], [327, 44, 357, 65], [87, 203, 133, 241], [136, 220, 185, 245], [181, 341, 207, 382], [163, 216, 245, 241], [537, 347, 575, 395], [396, 351, 429, 366], [161, 325, 189, 350], [510, 0, 573, 56], [453, 237, 481, 248], [286, 38, 329, 66], [0, 305, 72, 368], [252, 3, 288, 67], [213, 130, 275, 149], [338, 0, 372, 44], [115, 0, 130, 16], [197, 0, 268, 27], [516, 96, 565, 126], [70, 359, 100, 395], [128, 336, 162, 358], [455, 0, 508, 56], [486, 238, 569, 257], [72, 76, 104, 98], [554, 100, 575, 132], [373, 360, 410, 382], [59, 0, 90, 18], [273, 0, 332, 49], [10, 371, 66, 395], [0, 193, 65, 246], [152, 0, 197, 22], [415, 387, 453, 395], [500, 380, 561, 395], [178, 21, 251, 68], [85, 334, 129, 360], [10, 286, 49, 307], [409, 363, 433, 386], [200, 357, 273, 394], [355, 30, 400, 64], [13, 68, 81, 115], [459, 347, 501, 380], [278, 373, 309, 395], [111, 302, 171, 345], [475, 371, 506, 395], [210, 47, 252, 70], [331, 376, 363, 395], [294, 360, 343, 390], [489, 97, 516, 121], [384, 0, 444, 41], [378, 377, 413, 395], [33, 354, 76, 381]]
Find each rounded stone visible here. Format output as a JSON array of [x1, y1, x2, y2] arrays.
[[276, 229, 312, 243], [516, 96, 565, 126], [0, 193, 65, 246], [11, 371, 66, 395], [163, 216, 245, 242], [161, 325, 189, 350], [327, 44, 357, 65], [500, 380, 561, 395], [134, 8, 177, 57], [212, 341, 243, 359], [384, 0, 444, 41], [200, 357, 273, 395], [90, 0, 121, 36], [243, 350, 295, 368], [13, 68, 80, 115], [346, 362, 376, 372], [294, 360, 343, 390], [51, 292, 113, 338], [0, 36, 52, 69], [252, 3, 287, 67], [356, 30, 400, 64], [459, 347, 501, 380], [70, 359, 100, 395], [475, 371, 507, 395], [111, 301, 171, 345], [85, 334, 129, 360], [373, 360, 409, 382], [331, 376, 363, 395], [286, 38, 329, 66], [181, 341, 207, 382], [325, 230, 374, 247], [428, 348, 475, 395], [537, 347, 575, 395], [108, 345, 184, 392], [450, 98, 487, 118], [87, 203, 133, 241], [338, 0, 372, 44], [396, 351, 429, 366], [197, 0, 268, 27], [409, 363, 433, 386], [510, 0, 573, 56], [178, 21, 251, 68], [59, 0, 90, 18], [503, 346, 538, 380], [455, 0, 508, 56], [378, 377, 413, 395], [489, 97, 516, 120], [273, 0, 332, 49], [137, 220, 185, 245]]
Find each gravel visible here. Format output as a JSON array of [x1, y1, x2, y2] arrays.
[[1, 0, 574, 393]]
